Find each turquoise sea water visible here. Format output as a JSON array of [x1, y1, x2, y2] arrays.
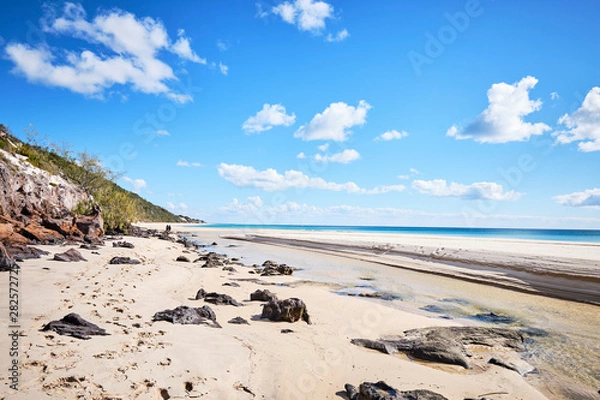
[[197, 224, 600, 243]]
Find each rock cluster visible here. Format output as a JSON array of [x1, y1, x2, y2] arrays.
[[344, 381, 448, 400], [257, 260, 296, 276]]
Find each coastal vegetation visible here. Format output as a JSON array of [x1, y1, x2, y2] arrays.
[[0, 123, 188, 232]]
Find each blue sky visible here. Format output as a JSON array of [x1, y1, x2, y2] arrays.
[[1, 0, 599, 228]]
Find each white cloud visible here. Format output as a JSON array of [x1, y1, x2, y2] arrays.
[[217, 40, 229, 51], [294, 100, 371, 141], [296, 152, 306, 159], [375, 129, 408, 142], [156, 129, 170, 136], [122, 176, 147, 192], [172, 29, 206, 64], [317, 143, 330, 152], [326, 29, 349, 42], [176, 160, 202, 167], [219, 62, 229, 76], [272, 0, 333, 33], [398, 168, 420, 180], [447, 76, 551, 143], [553, 87, 600, 152], [551, 92, 559, 100], [167, 201, 188, 211], [315, 149, 360, 164], [215, 198, 600, 228], [247, 196, 264, 208], [4, 3, 202, 102], [218, 163, 405, 194], [242, 103, 296, 134], [554, 188, 600, 208], [412, 179, 521, 201]]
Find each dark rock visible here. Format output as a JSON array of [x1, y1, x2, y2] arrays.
[[471, 312, 515, 324], [204, 292, 242, 306], [352, 326, 524, 369], [222, 266, 237, 272], [0, 242, 16, 271], [195, 288, 207, 300], [211, 242, 218, 246], [344, 381, 449, 400], [152, 305, 220, 328], [176, 255, 191, 262], [358, 292, 399, 301], [112, 241, 134, 249], [420, 305, 446, 314], [74, 204, 104, 243], [53, 248, 87, 262], [80, 244, 99, 250], [223, 282, 240, 287], [281, 329, 294, 334], [228, 317, 250, 325], [109, 256, 140, 265], [261, 298, 311, 324], [5, 243, 49, 260], [250, 289, 278, 302], [260, 260, 295, 276], [41, 313, 109, 340]]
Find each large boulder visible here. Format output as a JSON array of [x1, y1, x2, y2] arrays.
[[53, 248, 87, 262], [261, 298, 311, 324], [152, 305, 221, 328], [41, 313, 109, 340], [344, 381, 449, 400], [250, 289, 278, 302], [351, 326, 525, 370], [21, 223, 64, 244]]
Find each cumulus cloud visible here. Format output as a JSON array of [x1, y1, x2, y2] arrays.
[[218, 163, 405, 194], [4, 3, 203, 102], [375, 129, 408, 142], [242, 104, 296, 134], [122, 176, 147, 192], [176, 160, 202, 167], [315, 149, 360, 164], [219, 62, 229, 76], [447, 76, 551, 143], [551, 92, 560, 100], [412, 179, 521, 201], [294, 100, 371, 141], [554, 188, 600, 208], [326, 29, 349, 42], [172, 29, 206, 64], [296, 152, 306, 159], [553, 87, 600, 152], [272, 0, 333, 33]]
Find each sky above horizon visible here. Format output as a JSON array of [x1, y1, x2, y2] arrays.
[[1, 0, 599, 228]]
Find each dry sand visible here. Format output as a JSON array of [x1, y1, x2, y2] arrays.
[[1, 224, 598, 399]]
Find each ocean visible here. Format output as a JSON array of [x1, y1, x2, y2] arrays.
[[196, 224, 600, 243]]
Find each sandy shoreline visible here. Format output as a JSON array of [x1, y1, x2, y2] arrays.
[[1, 224, 598, 399]]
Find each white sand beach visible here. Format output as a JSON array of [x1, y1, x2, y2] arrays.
[[1, 224, 598, 399]]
